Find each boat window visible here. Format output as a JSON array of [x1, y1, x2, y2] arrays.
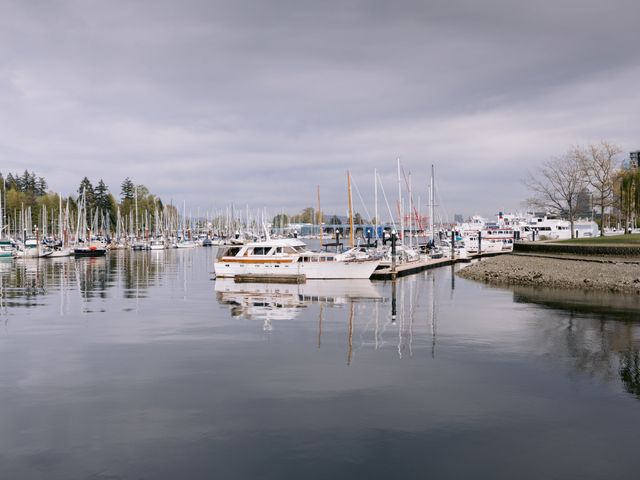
[[216, 246, 241, 259]]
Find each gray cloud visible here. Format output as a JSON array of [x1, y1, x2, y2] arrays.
[[1, 0, 639, 218]]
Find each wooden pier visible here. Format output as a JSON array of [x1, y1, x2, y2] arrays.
[[370, 251, 508, 280]]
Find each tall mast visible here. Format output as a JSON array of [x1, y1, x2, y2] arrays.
[[75, 189, 83, 245], [430, 164, 435, 243], [58, 194, 63, 242], [0, 179, 3, 238], [135, 186, 139, 239], [408, 171, 413, 249], [374, 168, 378, 240], [347, 171, 355, 248], [397, 157, 403, 245], [317, 185, 323, 245]]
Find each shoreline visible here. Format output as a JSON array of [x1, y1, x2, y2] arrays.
[[457, 254, 640, 294]]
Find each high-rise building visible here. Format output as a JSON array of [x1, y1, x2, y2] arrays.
[[631, 151, 639, 169]]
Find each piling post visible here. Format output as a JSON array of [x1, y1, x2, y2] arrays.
[[478, 231, 482, 257], [391, 229, 397, 274], [450, 230, 455, 260]]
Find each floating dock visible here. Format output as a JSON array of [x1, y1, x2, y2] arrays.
[[370, 251, 508, 280]]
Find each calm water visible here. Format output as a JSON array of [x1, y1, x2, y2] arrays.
[[1, 249, 639, 479]]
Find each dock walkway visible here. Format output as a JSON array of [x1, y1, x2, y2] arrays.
[[370, 251, 508, 280]]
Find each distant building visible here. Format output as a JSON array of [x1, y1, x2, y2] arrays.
[[454, 214, 463, 223], [630, 151, 639, 169]]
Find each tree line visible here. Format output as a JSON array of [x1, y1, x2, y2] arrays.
[[525, 142, 637, 237], [0, 170, 164, 233], [272, 207, 367, 228]]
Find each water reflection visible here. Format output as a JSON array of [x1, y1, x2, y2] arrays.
[[619, 349, 640, 398], [513, 286, 640, 400], [214, 274, 443, 365], [2, 250, 640, 478], [215, 279, 384, 332], [0, 249, 204, 316]]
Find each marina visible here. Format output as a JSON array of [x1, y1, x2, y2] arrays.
[[2, 1, 640, 477], [0, 247, 639, 479]]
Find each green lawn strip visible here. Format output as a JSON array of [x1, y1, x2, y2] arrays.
[[552, 234, 640, 246]]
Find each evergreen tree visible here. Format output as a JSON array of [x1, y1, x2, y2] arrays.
[[94, 179, 116, 228], [94, 179, 110, 211], [5, 173, 17, 190], [78, 177, 95, 223], [36, 177, 48, 196], [19, 170, 32, 192], [78, 177, 94, 200], [120, 177, 135, 201]]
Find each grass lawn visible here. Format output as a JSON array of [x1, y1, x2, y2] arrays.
[[553, 234, 640, 245]]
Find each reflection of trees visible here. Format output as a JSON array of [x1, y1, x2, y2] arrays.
[[0, 250, 172, 312], [115, 251, 167, 299], [75, 258, 108, 299], [619, 349, 640, 398], [513, 286, 640, 400], [0, 260, 60, 308]]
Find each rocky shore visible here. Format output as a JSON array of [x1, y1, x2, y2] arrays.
[[457, 254, 640, 294]]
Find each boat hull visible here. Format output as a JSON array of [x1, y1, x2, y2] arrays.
[[16, 248, 52, 258], [214, 259, 380, 279], [74, 248, 107, 257], [49, 248, 72, 258]]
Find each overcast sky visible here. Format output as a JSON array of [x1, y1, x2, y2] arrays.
[[1, 0, 639, 220]]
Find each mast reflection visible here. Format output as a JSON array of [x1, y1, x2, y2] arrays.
[[214, 273, 442, 364]]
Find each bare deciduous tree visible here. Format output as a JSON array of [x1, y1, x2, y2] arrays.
[[575, 141, 621, 236], [525, 152, 586, 239]]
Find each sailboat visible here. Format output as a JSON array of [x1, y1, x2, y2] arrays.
[[0, 191, 15, 258], [73, 188, 107, 257], [374, 160, 424, 267], [16, 234, 53, 258], [49, 195, 72, 257], [176, 201, 196, 248]]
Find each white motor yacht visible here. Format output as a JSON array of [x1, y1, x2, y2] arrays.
[[214, 238, 380, 279]]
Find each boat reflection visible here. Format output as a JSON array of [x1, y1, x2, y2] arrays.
[[0, 250, 191, 315], [215, 273, 444, 365], [215, 279, 383, 331]]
